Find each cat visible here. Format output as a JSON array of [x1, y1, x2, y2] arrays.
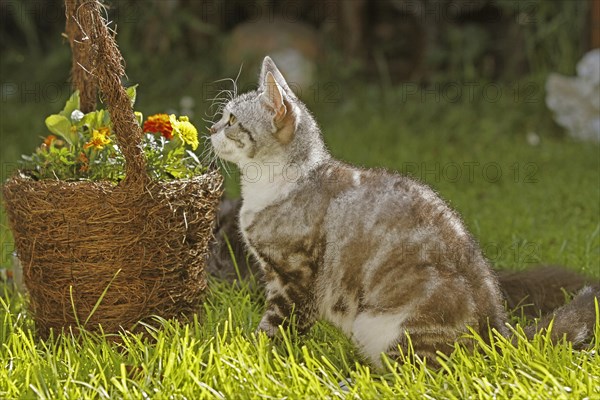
[[206, 198, 600, 320], [497, 265, 596, 319], [207, 198, 595, 320], [209, 56, 599, 368]]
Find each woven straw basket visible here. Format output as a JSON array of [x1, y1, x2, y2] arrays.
[[2, 0, 222, 338]]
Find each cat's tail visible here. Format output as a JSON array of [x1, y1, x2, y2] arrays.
[[496, 265, 599, 346], [520, 285, 600, 346]]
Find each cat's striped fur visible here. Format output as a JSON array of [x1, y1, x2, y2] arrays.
[[210, 56, 599, 367]]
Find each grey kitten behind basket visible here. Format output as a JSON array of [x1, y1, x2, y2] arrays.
[[206, 198, 260, 282], [208, 56, 599, 368]]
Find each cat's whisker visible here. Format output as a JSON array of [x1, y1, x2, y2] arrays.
[[200, 150, 215, 165], [205, 104, 223, 120], [208, 153, 230, 177], [232, 63, 243, 98], [208, 99, 225, 107], [202, 117, 216, 127], [204, 108, 218, 120], [199, 136, 214, 155], [197, 131, 229, 177], [212, 77, 237, 94], [207, 71, 241, 115], [208, 97, 232, 111], [208, 86, 233, 103], [206, 97, 229, 116], [207, 90, 232, 102]]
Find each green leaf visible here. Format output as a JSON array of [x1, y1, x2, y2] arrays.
[[164, 136, 184, 155], [80, 111, 98, 129], [126, 84, 138, 107], [45, 114, 77, 144], [80, 109, 109, 130], [59, 91, 81, 118], [135, 111, 144, 127], [101, 109, 111, 127]]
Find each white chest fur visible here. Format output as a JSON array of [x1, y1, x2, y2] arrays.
[[238, 162, 296, 230]]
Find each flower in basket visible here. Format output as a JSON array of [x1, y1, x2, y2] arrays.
[[143, 113, 173, 139], [143, 113, 199, 150], [21, 86, 206, 182]]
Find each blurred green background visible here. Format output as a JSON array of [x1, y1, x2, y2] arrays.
[[1, 0, 598, 276]]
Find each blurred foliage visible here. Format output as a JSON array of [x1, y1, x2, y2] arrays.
[[0, 0, 592, 176], [0, 0, 592, 84], [495, 0, 590, 76]]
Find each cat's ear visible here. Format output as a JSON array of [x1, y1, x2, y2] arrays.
[[261, 72, 287, 122], [259, 56, 296, 99], [261, 71, 295, 144]]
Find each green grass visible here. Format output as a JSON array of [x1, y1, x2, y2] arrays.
[[1, 65, 599, 398], [1, 279, 599, 399]]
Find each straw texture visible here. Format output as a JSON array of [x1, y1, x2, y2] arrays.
[[2, 0, 223, 337]]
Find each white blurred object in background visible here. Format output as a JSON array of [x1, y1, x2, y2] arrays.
[[224, 18, 319, 91], [546, 49, 600, 143]]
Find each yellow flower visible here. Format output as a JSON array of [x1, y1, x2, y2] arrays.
[[169, 114, 199, 150], [84, 127, 111, 150]]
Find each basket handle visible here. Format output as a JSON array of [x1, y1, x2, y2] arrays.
[[65, 0, 148, 185]]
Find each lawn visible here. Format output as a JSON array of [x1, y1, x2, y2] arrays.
[[1, 64, 599, 398]]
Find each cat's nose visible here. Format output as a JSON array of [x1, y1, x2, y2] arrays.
[[209, 125, 217, 135]]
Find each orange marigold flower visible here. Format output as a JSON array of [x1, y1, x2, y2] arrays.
[[143, 113, 173, 139], [78, 152, 89, 172], [44, 135, 57, 147]]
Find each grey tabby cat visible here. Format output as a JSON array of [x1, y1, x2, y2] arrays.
[[210, 56, 599, 367], [206, 199, 596, 319]]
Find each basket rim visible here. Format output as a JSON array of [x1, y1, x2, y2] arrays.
[[3, 168, 222, 187]]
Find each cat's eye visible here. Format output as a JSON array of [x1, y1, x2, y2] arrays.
[[227, 114, 237, 126]]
